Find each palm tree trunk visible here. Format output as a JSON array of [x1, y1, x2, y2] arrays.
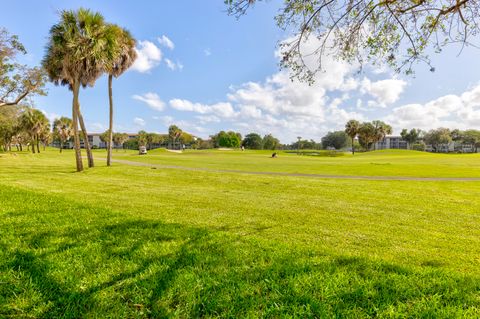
[[77, 105, 94, 168], [19, 143, 22, 152], [107, 74, 113, 166], [352, 137, 355, 155], [60, 141, 63, 153], [36, 139, 40, 153], [72, 82, 83, 172]]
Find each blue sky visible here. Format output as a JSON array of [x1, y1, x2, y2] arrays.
[[3, 1, 480, 143]]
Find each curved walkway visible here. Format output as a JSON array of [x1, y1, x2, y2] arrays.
[[108, 158, 480, 182]]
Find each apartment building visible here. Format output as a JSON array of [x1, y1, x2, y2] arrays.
[[375, 136, 408, 150]]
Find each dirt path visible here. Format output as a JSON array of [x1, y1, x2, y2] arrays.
[[106, 158, 480, 182]]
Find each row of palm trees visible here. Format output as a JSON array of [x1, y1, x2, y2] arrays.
[[42, 8, 137, 171]]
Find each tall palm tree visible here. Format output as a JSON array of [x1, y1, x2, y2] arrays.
[[53, 117, 73, 152], [345, 119, 360, 155], [105, 26, 137, 166], [43, 8, 116, 171]]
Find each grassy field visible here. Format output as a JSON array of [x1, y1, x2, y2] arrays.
[[112, 148, 480, 178], [1, 149, 480, 318]]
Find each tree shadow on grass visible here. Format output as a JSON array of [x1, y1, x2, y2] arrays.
[[1, 187, 480, 318]]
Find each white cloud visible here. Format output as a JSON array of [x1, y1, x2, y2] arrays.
[[170, 99, 237, 118], [131, 40, 162, 73], [152, 115, 174, 127], [384, 84, 480, 132], [165, 58, 175, 70], [132, 93, 165, 111], [164, 58, 183, 71], [133, 117, 146, 127], [204, 48, 212, 56], [160, 36, 394, 142], [196, 115, 221, 124], [361, 78, 407, 107], [158, 35, 175, 50]]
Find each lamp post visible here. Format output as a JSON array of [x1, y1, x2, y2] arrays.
[[297, 136, 302, 155]]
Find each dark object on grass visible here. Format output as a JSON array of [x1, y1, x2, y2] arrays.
[[151, 167, 157, 170], [271, 152, 277, 158]]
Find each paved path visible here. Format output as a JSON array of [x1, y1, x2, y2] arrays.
[[106, 158, 480, 182]]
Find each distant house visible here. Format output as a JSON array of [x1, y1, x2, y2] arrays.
[[375, 136, 408, 150]]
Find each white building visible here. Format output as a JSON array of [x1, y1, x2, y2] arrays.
[[375, 136, 408, 150]]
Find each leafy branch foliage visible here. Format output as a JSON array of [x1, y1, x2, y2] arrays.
[[226, 0, 480, 82], [0, 28, 47, 107]]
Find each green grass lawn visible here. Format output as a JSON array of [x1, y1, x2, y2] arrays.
[[111, 148, 480, 178], [1, 149, 480, 318]]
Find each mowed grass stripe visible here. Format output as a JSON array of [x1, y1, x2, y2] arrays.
[[102, 157, 480, 181]]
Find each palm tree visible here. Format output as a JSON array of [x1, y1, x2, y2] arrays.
[[372, 120, 393, 150], [43, 8, 116, 171], [40, 130, 52, 151], [53, 117, 73, 152], [113, 132, 129, 151], [345, 119, 360, 155], [358, 122, 376, 151], [168, 125, 182, 150], [105, 26, 137, 166], [20, 108, 49, 154]]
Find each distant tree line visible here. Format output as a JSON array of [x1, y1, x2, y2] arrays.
[[344, 119, 480, 153]]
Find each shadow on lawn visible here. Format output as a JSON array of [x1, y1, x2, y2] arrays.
[[1, 188, 480, 318]]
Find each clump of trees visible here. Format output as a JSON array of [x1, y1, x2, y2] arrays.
[[262, 134, 280, 150], [242, 133, 263, 149], [242, 133, 281, 150], [423, 128, 452, 152], [43, 8, 137, 171], [211, 131, 242, 148], [0, 105, 50, 153], [121, 125, 197, 151], [321, 131, 348, 150], [400, 129, 422, 150], [451, 129, 480, 152], [100, 130, 130, 151], [344, 120, 392, 152], [289, 138, 321, 150], [208, 131, 281, 150], [399, 128, 480, 153], [0, 29, 48, 153]]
